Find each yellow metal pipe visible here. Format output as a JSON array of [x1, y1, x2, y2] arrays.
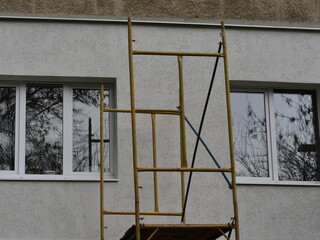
[[136, 109, 181, 115], [178, 56, 187, 167], [151, 114, 159, 212], [103, 109, 131, 113], [128, 17, 141, 240], [103, 108, 181, 115], [178, 55, 187, 223], [221, 21, 240, 240], [137, 167, 231, 172], [133, 50, 224, 57], [100, 84, 105, 240], [218, 229, 231, 240], [142, 224, 231, 229], [104, 211, 182, 216], [147, 228, 159, 240]]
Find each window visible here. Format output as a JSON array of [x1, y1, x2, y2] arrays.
[[0, 82, 116, 180], [231, 88, 320, 184]]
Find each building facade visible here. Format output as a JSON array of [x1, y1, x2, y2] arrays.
[[0, 1, 319, 240]]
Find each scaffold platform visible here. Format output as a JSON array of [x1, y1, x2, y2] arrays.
[[121, 224, 234, 240]]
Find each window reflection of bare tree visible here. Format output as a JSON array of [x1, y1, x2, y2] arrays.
[[73, 89, 110, 173], [232, 92, 268, 177], [275, 92, 320, 181], [0, 86, 110, 174], [25, 86, 109, 174], [233, 91, 320, 181], [25, 86, 63, 174], [0, 87, 15, 170]]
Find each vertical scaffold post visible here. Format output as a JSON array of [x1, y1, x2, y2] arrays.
[[178, 55, 187, 223], [128, 17, 141, 240], [221, 22, 240, 240], [151, 114, 159, 212], [100, 84, 105, 240]]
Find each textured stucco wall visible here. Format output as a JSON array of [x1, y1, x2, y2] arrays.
[[0, 20, 319, 240], [0, 0, 320, 23]]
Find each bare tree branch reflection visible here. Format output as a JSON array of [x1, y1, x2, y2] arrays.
[[0, 87, 16, 170], [232, 90, 320, 181], [25, 85, 63, 174], [275, 92, 320, 181], [73, 89, 110, 172], [231, 92, 269, 177]]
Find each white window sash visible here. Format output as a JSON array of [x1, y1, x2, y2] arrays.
[[0, 82, 117, 181], [267, 88, 279, 182], [18, 83, 26, 175], [233, 87, 320, 186]]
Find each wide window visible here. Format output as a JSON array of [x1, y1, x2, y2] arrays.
[[0, 83, 115, 180], [231, 89, 320, 184]]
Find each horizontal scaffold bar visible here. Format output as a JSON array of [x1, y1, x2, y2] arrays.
[[103, 108, 181, 115], [137, 167, 231, 172], [104, 211, 182, 216], [103, 109, 131, 113], [141, 224, 233, 229], [133, 50, 224, 57], [136, 109, 181, 115]]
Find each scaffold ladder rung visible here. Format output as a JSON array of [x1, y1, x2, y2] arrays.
[[133, 50, 224, 57], [104, 211, 182, 216], [136, 167, 232, 172], [103, 108, 181, 115]]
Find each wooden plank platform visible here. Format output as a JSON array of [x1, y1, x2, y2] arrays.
[[120, 224, 233, 240]]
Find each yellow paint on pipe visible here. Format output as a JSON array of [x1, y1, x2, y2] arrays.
[[137, 167, 232, 172], [128, 17, 141, 240], [151, 114, 159, 212], [104, 211, 182, 216], [177, 56, 187, 223], [147, 228, 159, 240], [103, 108, 181, 115], [136, 109, 181, 115], [218, 229, 231, 240], [142, 224, 231, 229], [133, 50, 224, 57], [103, 109, 131, 113], [100, 84, 105, 240], [221, 21, 240, 240]]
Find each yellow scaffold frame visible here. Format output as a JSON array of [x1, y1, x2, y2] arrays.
[[99, 17, 240, 240]]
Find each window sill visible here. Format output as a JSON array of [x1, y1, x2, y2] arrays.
[[237, 178, 320, 187], [0, 174, 119, 182]]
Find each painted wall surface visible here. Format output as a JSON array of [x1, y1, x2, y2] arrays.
[[0, 21, 319, 240], [0, 0, 320, 24]]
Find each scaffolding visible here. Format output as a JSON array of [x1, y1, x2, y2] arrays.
[[99, 18, 240, 240]]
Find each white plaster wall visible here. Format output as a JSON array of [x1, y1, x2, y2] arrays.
[[0, 21, 319, 240]]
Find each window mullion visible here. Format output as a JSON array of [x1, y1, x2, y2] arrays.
[[63, 84, 73, 175], [109, 85, 116, 177], [18, 83, 26, 175], [12, 84, 19, 174], [268, 88, 279, 182], [264, 89, 273, 181]]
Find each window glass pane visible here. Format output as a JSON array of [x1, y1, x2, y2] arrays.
[[25, 85, 63, 175], [73, 88, 110, 172], [231, 92, 269, 177], [274, 91, 320, 181], [0, 87, 16, 170]]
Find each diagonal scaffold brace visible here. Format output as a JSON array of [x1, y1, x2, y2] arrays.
[[181, 42, 222, 222], [183, 115, 232, 189]]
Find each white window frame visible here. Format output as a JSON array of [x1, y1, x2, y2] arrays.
[[0, 81, 118, 181], [232, 87, 320, 186]]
